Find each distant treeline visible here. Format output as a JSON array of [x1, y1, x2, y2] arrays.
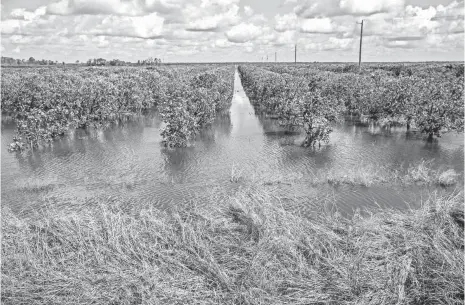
[[86, 57, 162, 66], [1, 56, 163, 66], [1, 56, 60, 66]]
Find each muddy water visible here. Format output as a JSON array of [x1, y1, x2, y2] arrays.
[[2, 69, 464, 215]]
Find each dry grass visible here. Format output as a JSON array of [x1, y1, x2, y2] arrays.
[[226, 161, 461, 188], [316, 161, 461, 187], [323, 163, 389, 187], [438, 169, 459, 186], [2, 188, 463, 305], [230, 163, 245, 183], [14, 177, 62, 193]]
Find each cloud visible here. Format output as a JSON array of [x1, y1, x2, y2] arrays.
[[294, 0, 405, 18], [274, 30, 296, 45], [2, 10, 165, 39], [225, 22, 262, 42], [93, 35, 110, 48], [0, 0, 463, 62], [184, 1, 240, 31], [46, 0, 182, 16], [213, 38, 233, 48], [82, 13, 165, 38], [248, 14, 267, 24], [448, 19, 464, 33], [300, 18, 335, 33], [1, 19, 22, 35], [339, 0, 404, 16], [244, 6, 254, 17], [362, 2, 461, 40], [386, 36, 423, 41], [185, 17, 222, 31], [274, 13, 297, 31], [303, 36, 355, 51], [384, 39, 416, 48], [47, 0, 138, 16], [10, 6, 46, 20]]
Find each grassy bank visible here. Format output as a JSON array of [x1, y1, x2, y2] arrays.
[[2, 188, 463, 305]]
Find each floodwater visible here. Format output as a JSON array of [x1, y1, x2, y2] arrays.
[[2, 69, 464, 216]]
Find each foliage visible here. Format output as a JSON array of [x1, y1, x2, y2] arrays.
[[238, 65, 344, 147], [1, 65, 234, 150], [1, 67, 166, 150], [257, 62, 464, 140], [159, 66, 234, 147]]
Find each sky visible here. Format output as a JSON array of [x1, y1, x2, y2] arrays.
[[0, 0, 464, 62]]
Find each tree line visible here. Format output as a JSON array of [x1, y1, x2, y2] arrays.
[[1, 56, 61, 66], [85, 57, 161, 66], [1, 56, 162, 66]]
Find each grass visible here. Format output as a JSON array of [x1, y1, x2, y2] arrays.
[[230, 163, 245, 183], [228, 160, 461, 188], [2, 188, 463, 305], [438, 169, 460, 186], [323, 163, 389, 187], [322, 161, 462, 187], [14, 177, 62, 193]]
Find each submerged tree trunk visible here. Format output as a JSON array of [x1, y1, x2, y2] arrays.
[[427, 132, 434, 142]]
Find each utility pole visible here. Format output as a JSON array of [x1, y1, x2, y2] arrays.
[[294, 44, 297, 64], [357, 19, 364, 71], [275, 52, 277, 62]]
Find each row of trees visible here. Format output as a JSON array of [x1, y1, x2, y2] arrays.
[[85, 57, 162, 66], [1, 56, 163, 67], [86, 58, 130, 66], [239, 64, 464, 146], [1, 57, 62, 66]]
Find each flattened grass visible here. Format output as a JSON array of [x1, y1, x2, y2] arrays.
[[2, 188, 463, 305]]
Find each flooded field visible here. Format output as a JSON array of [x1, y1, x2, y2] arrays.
[[2, 70, 463, 216]]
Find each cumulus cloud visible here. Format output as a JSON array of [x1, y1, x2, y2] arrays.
[[294, 0, 405, 18], [225, 22, 262, 42], [10, 6, 46, 20], [448, 19, 464, 33], [339, 0, 404, 16], [300, 18, 335, 33], [274, 30, 296, 45], [274, 13, 298, 32], [2, 9, 165, 39], [303, 36, 355, 51], [248, 14, 267, 24], [213, 38, 233, 48], [384, 39, 415, 48], [47, 0, 139, 16], [244, 6, 254, 17], [93, 35, 110, 48], [184, 0, 240, 31], [45, 0, 182, 16], [0, 0, 463, 62], [100, 13, 164, 38], [363, 1, 462, 40]]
